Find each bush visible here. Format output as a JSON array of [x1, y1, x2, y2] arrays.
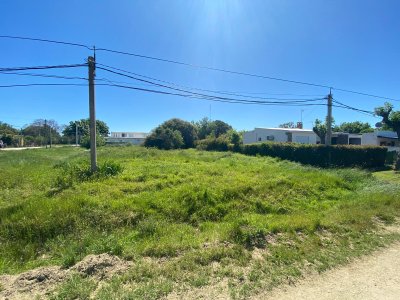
[[196, 136, 230, 152], [240, 143, 387, 168], [144, 127, 184, 150], [80, 134, 106, 149], [53, 160, 124, 191]]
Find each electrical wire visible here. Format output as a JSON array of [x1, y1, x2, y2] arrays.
[[0, 63, 87, 72], [1, 35, 398, 101], [94, 49, 398, 101], [96, 63, 325, 100], [96, 65, 326, 104], [97, 82, 327, 107], [332, 99, 375, 115], [0, 83, 87, 88], [0, 35, 93, 50], [0, 71, 87, 81]]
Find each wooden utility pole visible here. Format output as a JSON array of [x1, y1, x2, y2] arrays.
[[326, 89, 333, 146], [88, 56, 97, 172]]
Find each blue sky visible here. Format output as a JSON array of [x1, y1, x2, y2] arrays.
[[0, 0, 399, 132]]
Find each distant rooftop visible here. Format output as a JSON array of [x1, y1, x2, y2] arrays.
[[110, 132, 149, 139], [377, 131, 398, 139], [254, 127, 314, 132]]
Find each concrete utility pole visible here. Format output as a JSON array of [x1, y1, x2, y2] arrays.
[[49, 122, 52, 148], [75, 121, 78, 146], [88, 56, 97, 172], [44, 119, 48, 149], [326, 89, 333, 146]]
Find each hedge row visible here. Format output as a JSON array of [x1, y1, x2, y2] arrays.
[[198, 138, 387, 168], [239, 143, 387, 168]]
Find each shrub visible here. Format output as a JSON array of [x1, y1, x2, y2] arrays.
[[80, 134, 106, 149], [240, 143, 387, 169], [196, 136, 230, 152], [53, 160, 124, 191], [144, 127, 184, 150]]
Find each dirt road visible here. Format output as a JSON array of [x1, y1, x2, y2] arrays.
[[258, 242, 400, 300]]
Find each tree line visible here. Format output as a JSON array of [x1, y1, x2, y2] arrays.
[[0, 118, 109, 148]]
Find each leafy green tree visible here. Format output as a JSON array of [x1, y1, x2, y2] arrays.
[[194, 118, 232, 139], [375, 102, 400, 170], [213, 120, 233, 138], [144, 127, 184, 150], [21, 119, 61, 145], [279, 122, 296, 129], [158, 118, 197, 148], [313, 119, 327, 144], [62, 119, 110, 144], [62, 119, 109, 138], [0, 122, 19, 136], [80, 134, 106, 149], [333, 121, 374, 134]]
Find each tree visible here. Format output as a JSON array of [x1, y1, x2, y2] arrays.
[[313, 119, 327, 144], [144, 127, 184, 150], [213, 120, 233, 138], [157, 118, 197, 148], [279, 122, 296, 129], [62, 119, 110, 144], [333, 121, 374, 134], [194, 118, 232, 139], [21, 119, 61, 146], [375, 102, 400, 170], [0, 122, 19, 136]]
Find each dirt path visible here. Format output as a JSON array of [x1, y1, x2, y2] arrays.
[[256, 242, 400, 300]]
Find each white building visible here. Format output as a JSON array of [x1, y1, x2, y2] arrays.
[[106, 132, 149, 145], [362, 131, 399, 152], [243, 128, 318, 145]]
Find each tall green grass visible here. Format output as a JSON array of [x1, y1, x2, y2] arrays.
[[0, 146, 399, 299]]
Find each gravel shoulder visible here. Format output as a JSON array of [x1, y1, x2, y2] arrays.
[[257, 241, 400, 300]]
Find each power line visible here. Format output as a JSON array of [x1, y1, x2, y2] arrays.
[[96, 62, 325, 100], [0, 35, 93, 50], [98, 82, 327, 107], [0, 83, 87, 88], [332, 99, 377, 117], [95, 49, 398, 102], [97, 65, 325, 103], [0, 71, 87, 81], [1, 35, 398, 102], [0, 63, 87, 72]]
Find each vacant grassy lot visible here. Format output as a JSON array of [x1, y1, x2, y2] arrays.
[[0, 146, 399, 299]]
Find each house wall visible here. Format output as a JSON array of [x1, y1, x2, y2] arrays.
[[106, 137, 145, 145], [362, 132, 379, 146], [243, 128, 317, 145]]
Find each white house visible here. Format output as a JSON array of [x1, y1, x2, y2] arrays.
[[362, 131, 399, 152], [106, 132, 149, 145], [243, 127, 318, 145]]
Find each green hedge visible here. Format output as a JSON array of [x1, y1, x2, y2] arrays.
[[237, 143, 387, 168]]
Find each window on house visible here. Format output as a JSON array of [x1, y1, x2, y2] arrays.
[[258, 137, 262, 141], [121, 133, 126, 138]]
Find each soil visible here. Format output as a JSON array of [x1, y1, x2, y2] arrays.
[[1, 228, 399, 299], [0, 254, 132, 300], [257, 242, 400, 300]]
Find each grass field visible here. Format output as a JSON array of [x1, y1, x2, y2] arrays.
[[0, 146, 399, 299]]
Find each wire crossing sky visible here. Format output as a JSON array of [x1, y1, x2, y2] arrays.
[[0, 0, 399, 132]]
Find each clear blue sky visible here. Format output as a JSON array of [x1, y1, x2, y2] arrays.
[[1, 0, 399, 132]]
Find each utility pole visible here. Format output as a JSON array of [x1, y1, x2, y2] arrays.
[[75, 121, 78, 146], [88, 56, 97, 172], [326, 89, 333, 146], [49, 122, 52, 148], [44, 119, 48, 149]]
